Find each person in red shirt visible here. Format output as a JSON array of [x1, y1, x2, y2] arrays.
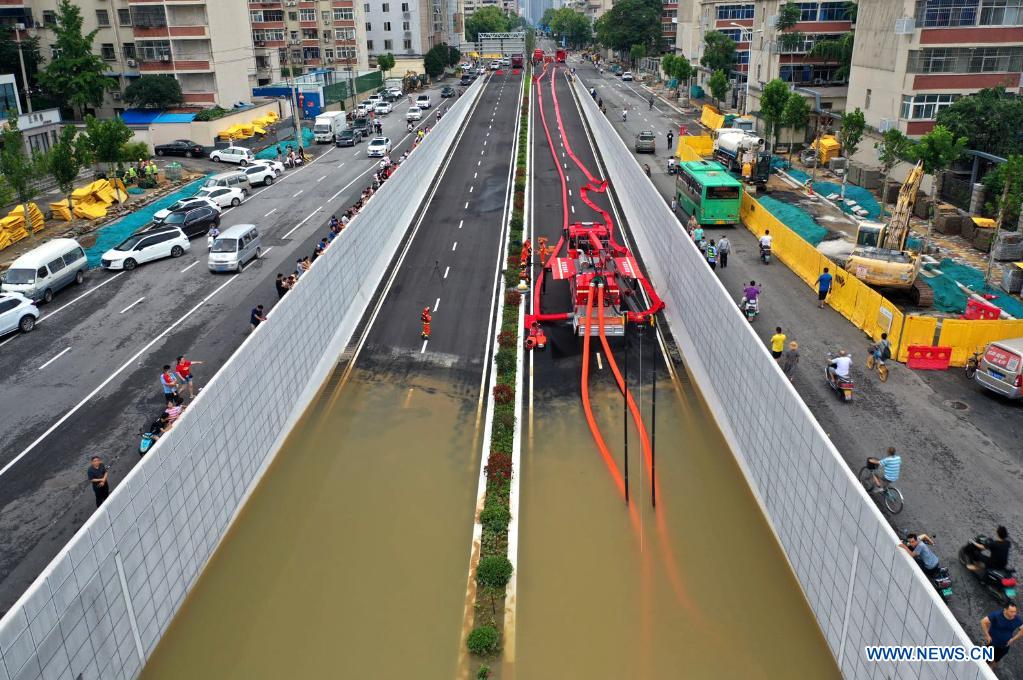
[[175, 354, 204, 399]]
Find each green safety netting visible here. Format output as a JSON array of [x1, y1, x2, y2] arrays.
[[255, 128, 315, 159], [815, 181, 882, 220], [921, 258, 1023, 317], [759, 195, 828, 246]]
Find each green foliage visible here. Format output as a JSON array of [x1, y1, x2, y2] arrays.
[[629, 44, 647, 65], [477, 555, 514, 590], [935, 87, 1023, 158], [708, 70, 729, 107], [776, 31, 806, 55], [910, 125, 966, 177], [476, 664, 492, 680], [0, 118, 49, 235], [82, 115, 134, 172], [447, 45, 462, 67], [123, 75, 184, 109], [194, 106, 229, 122], [466, 6, 513, 41], [594, 0, 662, 53], [875, 128, 910, 175], [48, 125, 91, 214], [547, 9, 592, 49], [120, 141, 150, 162], [377, 52, 396, 75], [496, 346, 516, 375], [38, 0, 117, 117], [808, 32, 855, 82], [466, 626, 501, 656], [776, 2, 803, 30], [982, 155, 1023, 226], [758, 79, 791, 148], [782, 93, 810, 135], [701, 31, 737, 74], [480, 503, 511, 534], [424, 44, 451, 78], [838, 107, 866, 159], [661, 54, 693, 85]]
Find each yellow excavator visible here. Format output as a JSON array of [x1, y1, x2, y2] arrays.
[[844, 161, 934, 306]]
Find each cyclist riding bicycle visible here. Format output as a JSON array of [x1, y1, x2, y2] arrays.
[[870, 332, 892, 366], [868, 446, 902, 492]]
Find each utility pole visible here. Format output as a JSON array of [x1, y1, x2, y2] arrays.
[[13, 24, 33, 113], [282, 48, 302, 147]]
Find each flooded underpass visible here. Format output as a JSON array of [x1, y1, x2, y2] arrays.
[[140, 368, 481, 680], [511, 328, 841, 679]]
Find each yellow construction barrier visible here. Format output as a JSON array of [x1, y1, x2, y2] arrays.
[[700, 104, 725, 132], [49, 202, 73, 222], [0, 202, 45, 252], [676, 135, 712, 161], [70, 179, 128, 221], [937, 318, 1023, 367], [896, 316, 937, 362]]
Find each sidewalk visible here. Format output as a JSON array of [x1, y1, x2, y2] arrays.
[[577, 61, 1023, 680]]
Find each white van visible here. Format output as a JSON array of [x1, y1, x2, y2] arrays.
[[203, 171, 252, 196], [313, 111, 348, 143], [1, 238, 88, 303], [974, 337, 1023, 399], [208, 224, 262, 273]]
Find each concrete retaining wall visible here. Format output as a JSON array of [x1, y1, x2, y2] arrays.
[[0, 77, 486, 680], [572, 78, 995, 680]]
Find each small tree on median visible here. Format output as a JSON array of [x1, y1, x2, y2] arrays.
[[758, 79, 791, 151], [476, 554, 514, 616], [48, 125, 93, 218], [377, 52, 395, 78], [781, 92, 810, 162], [708, 70, 729, 109], [837, 107, 866, 197], [82, 115, 134, 175], [0, 117, 49, 238], [874, 127, 911, 217]]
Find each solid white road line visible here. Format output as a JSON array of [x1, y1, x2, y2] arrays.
[[38, 347, 71, 371], [434, 297, 440, 312], [119, 297, 145, 314], [0, 277, 236, 479], [264, 208, 278, 217], [444, 266, 450, 279], [452, 241, 458, 251], [179, 261, 199, 273]]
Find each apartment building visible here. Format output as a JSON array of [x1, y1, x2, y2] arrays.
[[362, 0, 444, 64], [250, 0, 368, 84], [463, 0, 517, 22], [662, 0, 678, 52], [847, 0, 1023, 137], [0, 0, 258, 114]]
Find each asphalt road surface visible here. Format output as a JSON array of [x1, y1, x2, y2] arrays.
[[0, 81, 463, 613], [575, 57, 1023, 678]]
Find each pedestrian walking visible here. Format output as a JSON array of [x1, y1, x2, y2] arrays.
[[687, 213, 698, 237], [770, 327, 786, 359], [817, 266, 833, 309], [250, 304, 267, 331], [717, 235, 731, 268], [88, 456, 110, 508], [159, 365, 179, 401], [276, 145, 283, 163], [982, 603, 1023, 669], [670, 196, 678, 213], [175, 354, 203, 399], [667, 130, 673, 149], [421, 307, 432, 339], [781, 341, 799, 381], [705, 239, 718, 270]]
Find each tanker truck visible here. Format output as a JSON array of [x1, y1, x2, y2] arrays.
[[713, 129, 771, 189]]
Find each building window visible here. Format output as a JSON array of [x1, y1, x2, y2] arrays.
[[334, 8, 354, 20], [123, 43, 136, 59], [96, 9, 110, 27], [251, 10, 284, 22], [253, 28, 286, 42], [384, 21, 392, 30], [131, 6, 167, 28], [818, 1, 852, 20], [339, 47, 357, 59], [367, 39, 374, 50], [798, 2, 818, 20], [778, 32, 845, 54], [900, 93, 960, 120], [404, 38, 412, 49], [364, 4, 371, 13], [137, 40, 172, 62], [300, 8, 316, 21], [915, 0, 979, 27], [335, 28, 356, 40], [402, 2, 410, 10], [51, 48, 62, 60], [402, 21, 410, 30], [117, 9, 132, 26], [715, 4, 754, 20], [384, 39, 393, 49], [288, 12, 298, 21], [720, 28, 744, 42], [323, 10, 332, 22], [907, 46, 1023, 73], [303, 47, 320, 60], [290, 30, 299, 40], [383, 3, 390, 10], [101, 43, 116, 60], [302, 28, 318, 39], [980, 0, 1023, 25], [865, 88, 871, 109], [325, 48, 335, 60], [0, 81, 17, 112], [42, 10, 56, 26]]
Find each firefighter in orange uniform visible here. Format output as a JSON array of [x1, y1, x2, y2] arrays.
[[421, 307, 432, 339]]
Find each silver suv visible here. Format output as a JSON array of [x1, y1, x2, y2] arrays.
[[0, 292, 39, 335], [634, 131, 656, 153]]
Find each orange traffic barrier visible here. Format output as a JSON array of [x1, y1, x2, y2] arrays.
[[906, 345, 952, 371]]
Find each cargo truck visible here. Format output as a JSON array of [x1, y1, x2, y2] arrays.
[[313, 111, 348, 144], [556, 49, 566, 63], [713, 129, 770, 189], [511, 53, 524, 69]]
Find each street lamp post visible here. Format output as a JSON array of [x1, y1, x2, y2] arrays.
[[729, 22, 760, 116], [13, 23, 33, 113]]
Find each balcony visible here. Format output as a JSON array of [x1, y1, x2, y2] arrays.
[[139, 58, 212, 72]]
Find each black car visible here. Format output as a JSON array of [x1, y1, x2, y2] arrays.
[[352, 116, 371, 138], [336, 129, 361, 147], [152, 205, 220, 238], [441, 86, 455, 98], [154, 139, 205, 158], [459, 75, 473, 86]]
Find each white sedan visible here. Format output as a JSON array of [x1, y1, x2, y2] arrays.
[[374, 101, 393, 115], [622, 71, 634, 81], [251, 159, 285, 176], [406, 106, 423, 121], [195, 186, 246, 208], [367, 137, 392, 157], [153, 196, 220, 223]]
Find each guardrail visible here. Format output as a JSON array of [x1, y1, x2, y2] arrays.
[[572, 77, 995, 680], [0, 77, 487, 680]]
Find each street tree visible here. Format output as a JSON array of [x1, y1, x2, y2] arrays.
[[0, 116, 49, 238], [701, 31, 737, 74], [775, 2, 805, 73], [48, 125, 93, 217], [708, 70, 729, 108], [82, 114, 134, 174], [781, 92, 810, 162], [911, 125, 968, 251], [424, 44, 450, 78], [549, 9, 592, 49], [593, 0, 661, 53], [123, 75, 183, 109], [874, 128, 911, 217], [377, 52, 396, 77], [935, 87, 1023, 158], [837, 107, 866, 196], [661, 54, 693, 103], [630, 44, 646, 66], [447, 45, 461, 67], [465, 6, 511, 41], [985, 155, 1023, 282], [808, 32, 855, 82], [758, 79, 791, 150], [38, 0, 117, 118]]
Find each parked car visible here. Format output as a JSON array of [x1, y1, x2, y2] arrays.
[[209, 146, 254, 165], [251, 159, 285, 176], [634, 130, 656, 153], [406, 106, 423, 121], [440, 86, 455, 98], [202, 170, 251, 195], [0, 292, 39, 335], [366, 94, 384, 106], [459, 75, 473, 86], [155, 205, 220, 238], [382, 88, 403, 102], [374, 101, 393, 115], [196, 186, 246, 208], [243, 164, 277, 187], [622, 71, 633, 81], [0, 238, 87, 304], [154, 139, 204, 158], [101, 227, 190, 271], [356, 102, 374, 117], [973, 337, 1023, 399], [367, 137, 392, 157], [208, 224, 262, 273], [352, 116, 371, 138], [336, 128, 362, 147], [416, 94, 432, 109], [490, 61, 500, 70], [153, 196, 220, 223]]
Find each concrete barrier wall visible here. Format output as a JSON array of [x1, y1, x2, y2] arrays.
[[0, 77, 486, 680], [572, 79, 994, 680]]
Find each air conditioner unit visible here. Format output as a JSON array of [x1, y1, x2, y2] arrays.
[[894, 17, 915, 35], [879, 118, 896, 132], [160, 54, 171, 61], [289, 39, 302, 44]]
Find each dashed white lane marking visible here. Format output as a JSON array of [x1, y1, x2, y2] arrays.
[[568, 189, 572, 196], [434, 297, 441, 312], [180, 261, 199, 273], [282, 209, 321, 239], [481, 150, 485, 156], [293, 189, 303, 198], [421, 340, 429, 354], [474, 172, 478, 179], [119, 297, 145, 314], [464, 201, 469, 209], [484, 140, 487, 146], [452, 241, 458, 251], [444, 266, 450, 279], [39, 347, 72, 370], [596, 352, 603, 370], [571, 205, 575, 213], [458, 219, 464, 229], [470, 186, 474, 193], [318, 175, 326, 182], [264, 208, 278, 217], [478, 160, 482, 166], [337, 162, 345, 168]]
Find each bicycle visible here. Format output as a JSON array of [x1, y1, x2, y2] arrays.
[[858, 459, 904, 514], [965, 350, 982, 379], [865, 345, 889, 382]]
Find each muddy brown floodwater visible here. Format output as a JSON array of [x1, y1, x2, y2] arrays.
[[510, 358, 842, 679], [140, 370, 481, 680]]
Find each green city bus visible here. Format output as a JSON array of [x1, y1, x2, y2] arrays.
[[675, 160, 743, 226]]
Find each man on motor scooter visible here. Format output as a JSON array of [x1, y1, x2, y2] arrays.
[[828, 350, 852, 383], [966, 526, 1012, 572], [899, 533, 940, 577]]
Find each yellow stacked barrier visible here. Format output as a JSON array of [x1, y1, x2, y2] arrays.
[[50, 202, 73, 221], [700, 104, 725, 132], [70, 179, 128, 220], [0, 203, 45, 252], [938, 319, 1023, 366], [676, 135, 712, 160]]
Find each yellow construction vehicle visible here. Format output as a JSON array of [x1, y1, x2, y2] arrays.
[[800, 134, 842, 167], [844, 161, 934, 306]]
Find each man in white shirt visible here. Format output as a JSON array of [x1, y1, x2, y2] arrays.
[[759, 230, 773, 249], [829, 350, 853, 382]]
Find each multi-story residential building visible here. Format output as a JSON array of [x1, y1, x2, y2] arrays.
[[250, 0, 368, 84], [662, 0, 678, 52], [361, 0, 444, 65], [847, 0, 1023, 137], [1, 0, 258, 114]]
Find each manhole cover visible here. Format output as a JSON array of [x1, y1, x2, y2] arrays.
[[944, 400, 969, 411]]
